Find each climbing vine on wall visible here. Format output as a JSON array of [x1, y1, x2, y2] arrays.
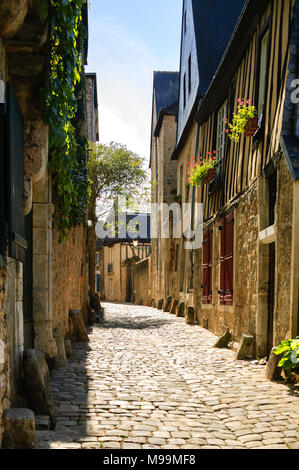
[[38, 0, 89, 241]]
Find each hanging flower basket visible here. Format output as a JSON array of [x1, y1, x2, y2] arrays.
[[203, 168, 216, 184], [244, 117, 259, 137], [187, 152, 217, 187], [226, 99, 257, 143]]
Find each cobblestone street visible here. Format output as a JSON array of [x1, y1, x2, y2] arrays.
[[36, 303, 299, 450]]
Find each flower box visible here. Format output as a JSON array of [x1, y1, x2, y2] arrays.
[[203, 168, 216, 184], [244, 117, 259, 137]]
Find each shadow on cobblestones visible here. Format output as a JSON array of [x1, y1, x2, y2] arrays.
[[101, 316, 173, 330]]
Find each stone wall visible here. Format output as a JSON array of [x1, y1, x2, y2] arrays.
[[52, 224, 87, 337], [274, 156, 293, 344], [134, 258, 150, 305]]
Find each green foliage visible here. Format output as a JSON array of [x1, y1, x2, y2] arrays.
[[87, 142, 147, 216], [188, 153, 216, 187], [42, 0, 89, 241], [173, 194, 182, 203], [227, 99, 256, 143], [274, 337, 299, 370]]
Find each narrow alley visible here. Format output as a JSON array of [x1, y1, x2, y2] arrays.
[[35, 303, 299, 450]]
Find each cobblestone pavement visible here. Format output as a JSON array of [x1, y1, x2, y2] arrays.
[[36, 303, 299, 449]]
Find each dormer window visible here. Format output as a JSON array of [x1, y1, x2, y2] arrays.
[[183, 73, 186, 108], [184, 11, 187, 34]]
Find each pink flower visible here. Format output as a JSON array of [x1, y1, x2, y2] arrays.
[[240, 101, 244, 106], [237, 98, 241, 103], [246, 99, 251, 104]]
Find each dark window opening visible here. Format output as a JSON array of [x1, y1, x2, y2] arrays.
[[184, 11, 187, 34], [183, 74, 186, 108], [188, 54, 191, 95]]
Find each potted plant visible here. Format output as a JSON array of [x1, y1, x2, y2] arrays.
[[187, 152, 217, 187], [226, 99, 258, 143]]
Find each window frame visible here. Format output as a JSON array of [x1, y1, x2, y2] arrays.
[[255, 19, 271, 121], [216, 100, 227, 165]]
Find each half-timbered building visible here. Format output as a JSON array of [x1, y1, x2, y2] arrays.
[[171, 0, 299, 357]]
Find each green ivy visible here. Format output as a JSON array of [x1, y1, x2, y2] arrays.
[[40, 0, 89, 241]]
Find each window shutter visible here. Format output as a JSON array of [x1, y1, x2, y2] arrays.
[[220, 213, 234, 305], [6, 83, 27, 262], [202, 228, 213, 304]]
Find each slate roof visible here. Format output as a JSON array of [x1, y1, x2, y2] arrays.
[[280, 0, 299, 181], [96, 213, 151, 249], [191, 0, 246, 98], [149, 72, 179, 168], [153, 72, 179, 120]]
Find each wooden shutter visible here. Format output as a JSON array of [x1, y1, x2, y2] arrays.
[[202, 227, 213, 304], [6, 83, 27, 262], [220, 212, 234, 306]]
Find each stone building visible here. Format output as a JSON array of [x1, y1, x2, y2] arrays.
[[0, 1, 98, 447], [150, 0, 299, 358], [97, 213, 151, 303], [149, 71, 179, 305]]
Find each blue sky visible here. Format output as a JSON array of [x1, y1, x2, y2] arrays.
[[85, 0, 182, 164]]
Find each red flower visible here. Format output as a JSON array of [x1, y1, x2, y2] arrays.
[[225, 129, 229, 133]]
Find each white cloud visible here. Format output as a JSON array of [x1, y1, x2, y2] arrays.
[[86, 11, 178, 164]]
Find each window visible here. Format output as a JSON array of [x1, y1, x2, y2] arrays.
[[184, 11, 187, 34], [258, 29, 269, 117], [96, 252, 99, 266], [96, 274, 101, 293], [183, 73, 186, 108], [220, 212, 234, 306], [188, 54, 192, 95], [202, 228, 213, 304], [109, 279, 113, 297], [216, 101, 227, 163]]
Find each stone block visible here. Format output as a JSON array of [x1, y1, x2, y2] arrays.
[[23, 349, 55, 418], [170, 299, 178, 315], [203, 318, 209, 329], [88, 309, 96, 326], [35, 415, 50, 431], [186, 306, 196, 325], [52, 326, 67, 368], [164, 296, 172, 312], [69, 309, 89, 342], [3, 408, 35, 449], [157, 298, 164, 310], [64, 339, 72, 358], [214, 331, 232, 348], [265, 347, 283, 381], [235, 335, 255, 360], [177, 302, 185, 318]]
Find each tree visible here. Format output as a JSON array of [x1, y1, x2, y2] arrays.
[[88, 141, 148, 219]]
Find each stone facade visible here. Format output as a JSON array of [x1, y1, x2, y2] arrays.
[[52, 225, 88, 336], [134, 258, 151, 306], [99, 242, 151, 303]]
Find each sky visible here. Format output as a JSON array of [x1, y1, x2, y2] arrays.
[[85, 0, 182, 166]]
